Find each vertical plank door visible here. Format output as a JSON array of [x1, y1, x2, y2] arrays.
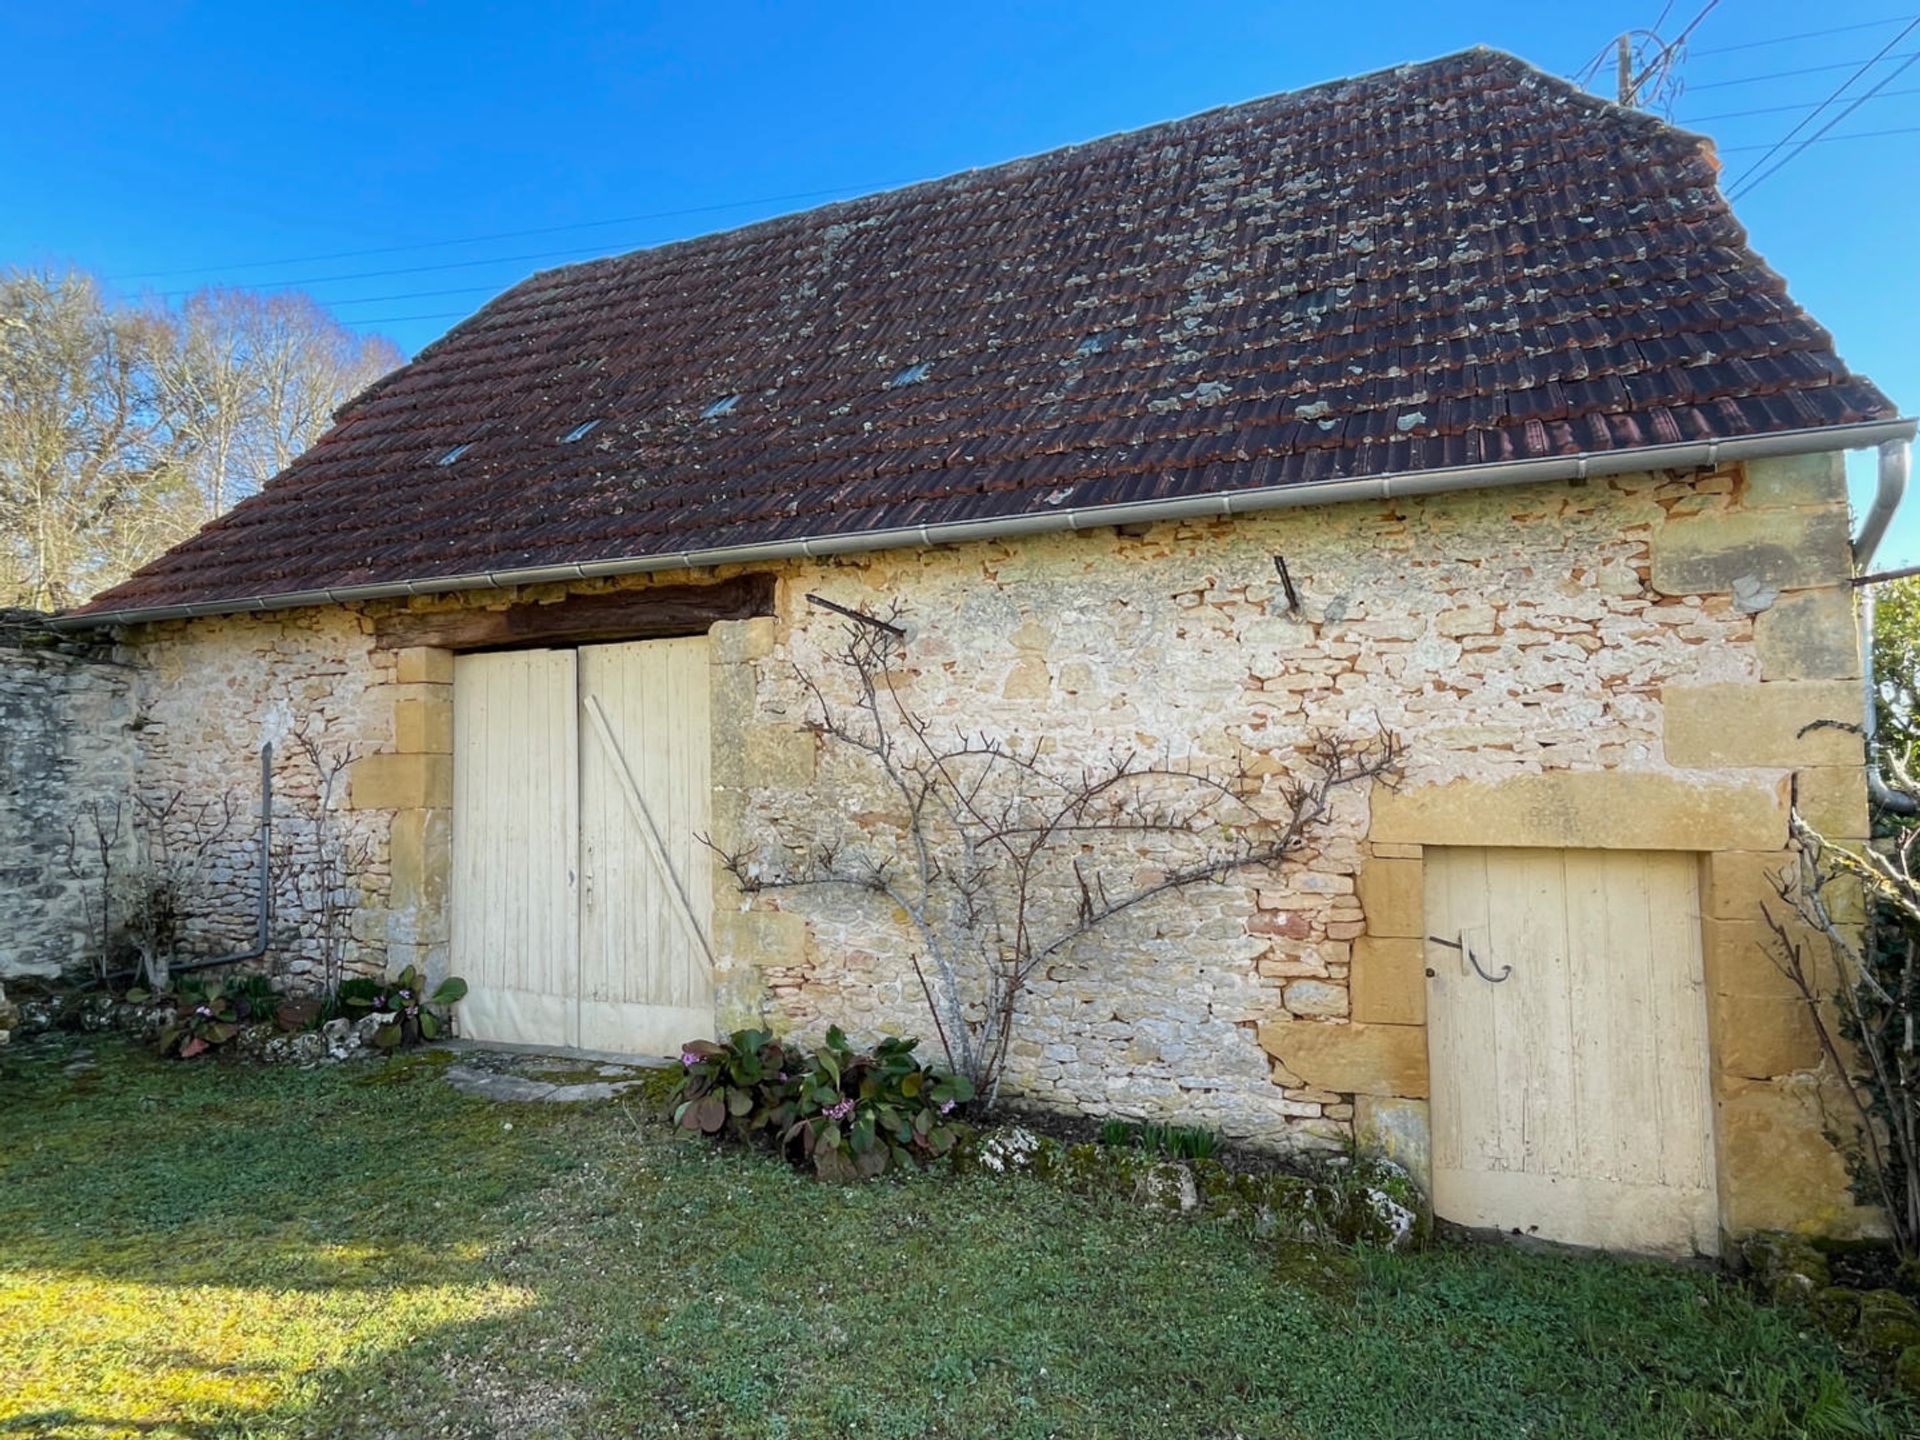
[[575, 637, 716, 1054], [1424, 847, 1718, 1256], [450, 647, 582, 1047]]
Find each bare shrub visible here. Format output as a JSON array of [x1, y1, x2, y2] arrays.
[[709, 604, 1401, 1101], [276, 723, 371, 999], [1764, 817, 1920, 1255]]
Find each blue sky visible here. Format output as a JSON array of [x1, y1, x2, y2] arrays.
[[5, 1, 1917, 559]]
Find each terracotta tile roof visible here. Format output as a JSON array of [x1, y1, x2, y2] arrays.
[[82, 47, 1897, 618]]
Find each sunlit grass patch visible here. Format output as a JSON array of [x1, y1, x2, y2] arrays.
[[0, 1271, 532, 1434]]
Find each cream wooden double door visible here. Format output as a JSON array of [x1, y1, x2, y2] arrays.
[[1425, 847, 1719, 1257], [451, 638, 715, 1056]]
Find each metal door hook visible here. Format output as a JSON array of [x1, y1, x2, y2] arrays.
[[1426, 933, 1513, 984]]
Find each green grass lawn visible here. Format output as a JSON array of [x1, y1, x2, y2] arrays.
[[0, 1034, 1910, 1440]]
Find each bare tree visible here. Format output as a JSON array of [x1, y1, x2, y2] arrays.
[[1760, 580, 1920, 1255], [0, 268, 401, 609], [159, 288, 401, 514], [710, 605, 1402, 1100], [0, 270, 195, 608]]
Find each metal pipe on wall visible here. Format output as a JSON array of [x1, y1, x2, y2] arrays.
[[1855, 441, 1919, 816]]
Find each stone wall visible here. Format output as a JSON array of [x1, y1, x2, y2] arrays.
[[0, 611, 139, 980], [132, 607, 396, 987], [114, 450, 1873, 1234], [707, 456, 1864, 1162]]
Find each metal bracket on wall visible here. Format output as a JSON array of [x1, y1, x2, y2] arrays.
[[804, 592, 906, 636], [1271, 555, 1301, 613]]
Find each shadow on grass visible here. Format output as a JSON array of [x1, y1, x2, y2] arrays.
[[0, 1037, 580, 1291], [0, 1412, 217, 1437]]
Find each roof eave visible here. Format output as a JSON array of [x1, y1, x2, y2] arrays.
[[56, 417, 1917, 630]]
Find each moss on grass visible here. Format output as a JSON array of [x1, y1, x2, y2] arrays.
[[0, 1034, 1912, 1438], [350, 1046, 458, 1085]]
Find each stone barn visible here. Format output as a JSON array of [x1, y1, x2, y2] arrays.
[[27, 49, 1914, 1255]]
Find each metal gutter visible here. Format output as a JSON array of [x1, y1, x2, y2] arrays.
[[52, 417, 1917, 630]]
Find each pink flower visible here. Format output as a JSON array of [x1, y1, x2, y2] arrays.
[[823, 1098, 856, 1121], [680, 1051, 701, 1067], [939, 1099, 956, 1114]]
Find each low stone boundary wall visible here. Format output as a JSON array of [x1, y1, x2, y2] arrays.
[[0, 610, 139, 983]]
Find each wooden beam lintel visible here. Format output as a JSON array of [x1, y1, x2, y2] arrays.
[[372, 574, 774, 652]]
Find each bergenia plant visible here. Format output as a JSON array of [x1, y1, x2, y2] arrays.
[[337, 964, 469, 1049], [782, 1027, 974, 1181], [155, 980, 246, 1059], [671, 1028, 805, 1138]]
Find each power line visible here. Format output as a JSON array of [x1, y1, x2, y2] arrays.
[[1682, 85, 1920, 122], [1688, 51, 1920, 89], [344, 310, 471, 328], [1731, 42, 1920, 197], [1623, 0, 1722, 105], [1574, 0, 1720, 106], [1722, 16, 1920, 192], [148, 247, 593, 300], [1718, 124, 1920, 150], [117, 177, 920, 286], [117, 20, 1920, 327], [313, 284, 501, 309], [1692, 14, 1919, 57]]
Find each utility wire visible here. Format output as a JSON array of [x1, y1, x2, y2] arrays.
[[1717, 124, 1920, 151], [1689, 52, 1920, 89], [310, 283, 502, 309], [1627, 0, 1722, 102], [114, 178, 920, 284], [116, 15, 1919, 321], [1570, 0, 1714, 99], [1692, 14, 1919, 57], [151, 225, 759, 300], [1722, 16, 1920, 192], [1683, 85, 1920, 122], [1731, 40, 1920, 197], [344, 310, 471, 327], [335, 118, 1920, 327]]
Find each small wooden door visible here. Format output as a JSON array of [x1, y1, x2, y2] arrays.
[[451, 639, 714, 1054], [1424, 847, 1718, 1256]]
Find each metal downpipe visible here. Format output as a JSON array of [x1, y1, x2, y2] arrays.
[[1856, 441, 1919, 815]]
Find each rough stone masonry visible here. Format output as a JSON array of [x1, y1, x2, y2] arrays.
[[0, 610, 139, 983]]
